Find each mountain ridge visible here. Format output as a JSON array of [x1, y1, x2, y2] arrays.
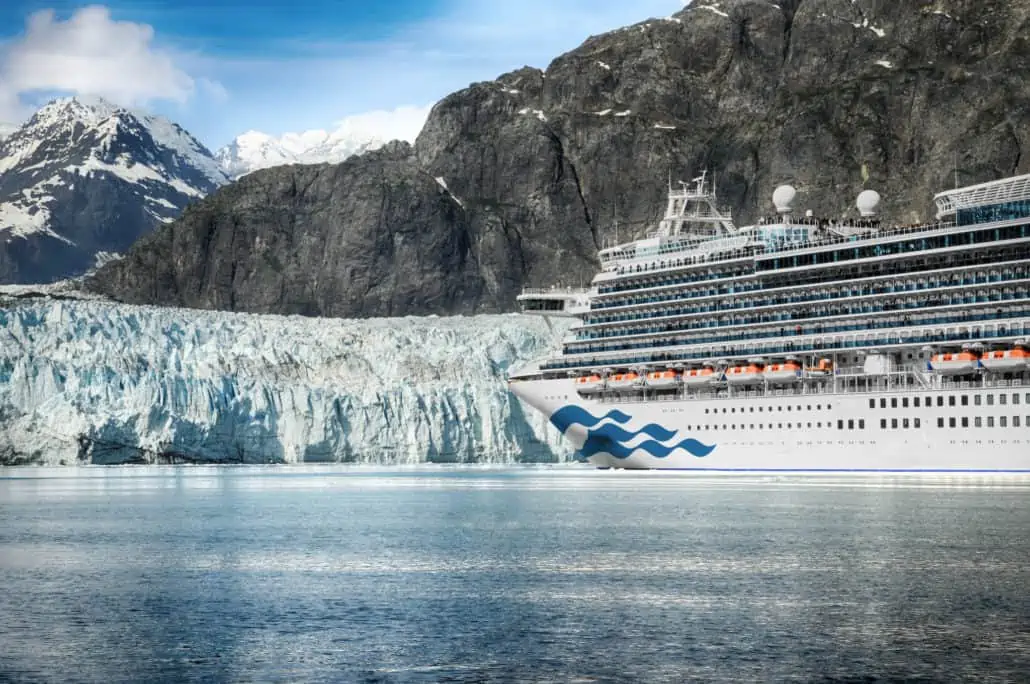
[[0, 95, 230, 284], [213, 106, 430, 178], [87, 0, 1030, 316]]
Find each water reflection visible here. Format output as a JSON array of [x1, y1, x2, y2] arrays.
[[1, 467, 1028, 682]]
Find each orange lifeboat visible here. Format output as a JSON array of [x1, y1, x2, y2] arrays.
[[764, 360, 802, 385], [725, 363, 764, 386], [574, 374, 605, 395], [979, 344, 1030, 373], [929, 350, 979, 375], [644, 369, 681, 389], [682, 366, 717, 387], [607, 371, 643, 391], [804, 358, 834, 378]]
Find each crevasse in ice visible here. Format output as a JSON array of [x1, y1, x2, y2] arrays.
[[0, 299, 572, 465]]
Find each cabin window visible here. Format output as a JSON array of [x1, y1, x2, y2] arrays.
[[914, 418, 920, 429], [891, 419, 898, 429], [903, 418, 910, 429], [949, 417, 957, 428], [869, 399, 876, 409], [961, 396, 969, 407], [949, 396, 956, 407], [859, 419, 866, 430], [881, 419, 888, 429], [961, 417, 969, 428], [1014, 394, 1021, 405], [974, 395, 982, 406], [837, 420, 844, 430], [975, 417, 982, 428], [880, 398, 887, 408], [987, 395, 995, 406], [891, 398, 898, 408], [1013, 416, 1022, 427], [848, 420, 855, 430], [1000, 394, 1008, 406], [987, 417, 995, 428], [1001, 416, 1009, 428], [937, 418, 944, 428], [902, 398, 910, 408], [937, 396, 944, 407], [914, 397, 921, 408]]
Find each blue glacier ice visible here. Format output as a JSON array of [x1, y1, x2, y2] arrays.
[[0, 297, 573, 465]]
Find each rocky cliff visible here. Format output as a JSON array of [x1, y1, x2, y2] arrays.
[[87, 0, 1030, 316]]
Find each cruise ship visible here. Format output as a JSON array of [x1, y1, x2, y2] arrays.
[[508, 172, 1030, 471]]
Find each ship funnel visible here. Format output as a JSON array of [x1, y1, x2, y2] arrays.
[[857, 189, 881, 217], [773, 185, 796, 215]]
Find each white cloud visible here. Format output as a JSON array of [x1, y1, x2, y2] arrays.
[[0, 6, 213, 123], [329, 105, 432, 145]]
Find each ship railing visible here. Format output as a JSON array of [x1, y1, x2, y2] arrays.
[[519, 287, 592, 296], [590, 372, 1030, 404]]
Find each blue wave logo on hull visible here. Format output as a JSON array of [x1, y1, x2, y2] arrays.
[[548, 405, 715, 460]]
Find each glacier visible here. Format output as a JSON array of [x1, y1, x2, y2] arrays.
[[0, 298, 573, 466]]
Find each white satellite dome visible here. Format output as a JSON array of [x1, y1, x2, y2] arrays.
[[772, 185, 796, 214], [856, 189, 881, 217]]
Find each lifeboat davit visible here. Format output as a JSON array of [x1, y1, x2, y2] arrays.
[[929, 351, 979, 375], [574, 374, 605, 394], [979, 345, 1030, 373], [607, 371, 643, 391], [764, 360, 802, 385], [682, 366, 718, 387], [725, 363, 764, 386], [645, 369, 681, 389]]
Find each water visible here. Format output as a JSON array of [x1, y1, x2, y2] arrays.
[[1, 466, 1028, 683]]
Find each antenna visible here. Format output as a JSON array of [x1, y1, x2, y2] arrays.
[[953, 152, 959, 189]]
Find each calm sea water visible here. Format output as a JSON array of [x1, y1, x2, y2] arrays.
[[1, 466, 1028, 683]]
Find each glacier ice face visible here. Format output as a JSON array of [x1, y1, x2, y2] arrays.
[[0, 298, 572, 465]]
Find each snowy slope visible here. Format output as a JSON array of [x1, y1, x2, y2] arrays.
[[0, 298, 572, 465], [0, 123, 16, 141], [215, 107, 430, 178], [0, 96, 230, 284]]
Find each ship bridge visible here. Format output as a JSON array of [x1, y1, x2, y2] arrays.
[[935, 173, 1030, 224]]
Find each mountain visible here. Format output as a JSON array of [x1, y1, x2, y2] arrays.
[[0, 96, 230, 284], [88, 0, 1030, 317], [214, 106, 430, 178], [0, 298, 568, 465], [0, 123, 16, 141]]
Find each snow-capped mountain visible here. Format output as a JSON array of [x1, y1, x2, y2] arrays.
[[215, 106, 430, 178], [0, 123, 16, 141], [0, 96, 230, 284], [0, 297, 570, 466]]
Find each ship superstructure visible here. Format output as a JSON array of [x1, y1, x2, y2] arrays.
[[509, 172, 1030, 471]]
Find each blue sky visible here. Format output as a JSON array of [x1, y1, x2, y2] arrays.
[[0, 0, 686, 148]]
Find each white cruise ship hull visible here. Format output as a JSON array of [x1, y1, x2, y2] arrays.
[[510, 378, 1030, 472]]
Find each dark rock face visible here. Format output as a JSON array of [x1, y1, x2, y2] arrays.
[[0, 97, 228, 285], [88, 0, 1030, 316]]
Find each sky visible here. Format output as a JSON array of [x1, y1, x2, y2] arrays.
[[0, 0, 687, 149]]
